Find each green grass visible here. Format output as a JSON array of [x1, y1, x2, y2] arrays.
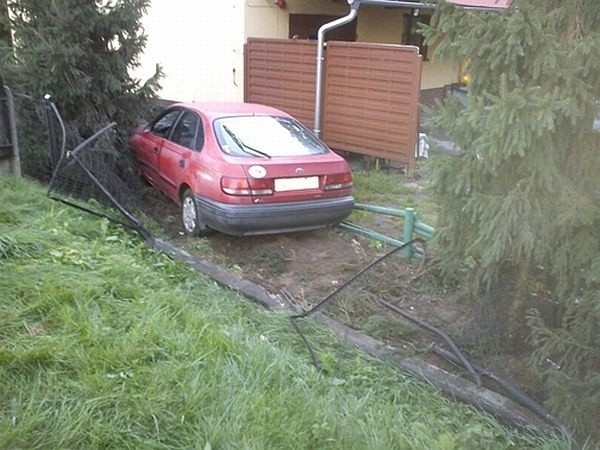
[[352, 170, 415, 206], [0, 175, 567, 449], [350, 167, 439, 231]]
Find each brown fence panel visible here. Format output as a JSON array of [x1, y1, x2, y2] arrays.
[[244, 38, 317, 128], [323, 42, 422, 167], [244, 39, 422, 167]]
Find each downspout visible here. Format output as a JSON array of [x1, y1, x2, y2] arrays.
[[313, 1, 359, 138]]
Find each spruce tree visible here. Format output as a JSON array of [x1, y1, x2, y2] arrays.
[[0, 0, 11, 49], [423, 0, 600, 440], [1, 0, 161, 138]]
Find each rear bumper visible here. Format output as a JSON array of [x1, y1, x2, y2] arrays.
[[195, 195, 354, 236]]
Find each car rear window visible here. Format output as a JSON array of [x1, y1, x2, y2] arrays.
[[214, 116, 329, 157]]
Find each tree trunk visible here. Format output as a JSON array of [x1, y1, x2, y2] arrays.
[[508, 264, 530, 348], [0, 0, 12, 49]]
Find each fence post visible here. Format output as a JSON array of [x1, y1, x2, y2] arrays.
[[42, 94, 60, 170], [0, 76, 21, 176], [403, 207, 415, 260]]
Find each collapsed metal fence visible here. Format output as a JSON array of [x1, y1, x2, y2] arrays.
[[9, 89, 152, 240], [47, 122, 153, 242]]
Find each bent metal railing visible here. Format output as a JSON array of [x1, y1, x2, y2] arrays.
[[340, 203, 435, 260], [47, 121, 153, 243]]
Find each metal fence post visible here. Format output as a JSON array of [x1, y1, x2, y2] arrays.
[[403, 207, 415, 260], [0, 76, 21, 176], [6, 86, 21, 176], [42, 94, 60, 170]]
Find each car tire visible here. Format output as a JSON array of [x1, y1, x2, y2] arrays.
[[181, 189, 210, 236]]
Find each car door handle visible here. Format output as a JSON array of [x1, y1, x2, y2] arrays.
[[153, 147, 160, 153], [178, 159, 185, 168]]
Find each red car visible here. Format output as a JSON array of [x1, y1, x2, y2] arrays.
[[130, 102, 354, 236]]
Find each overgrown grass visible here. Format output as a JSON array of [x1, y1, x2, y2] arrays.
[[0, 175, 567, 449], [352, 169, 416, 206], [350, 165, 439, 230]]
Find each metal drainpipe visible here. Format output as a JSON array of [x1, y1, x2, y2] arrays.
[[313, 1, 359, 138]]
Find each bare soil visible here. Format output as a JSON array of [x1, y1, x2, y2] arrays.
[[142, 186, 475, 350], [138, 176, 534, 395]]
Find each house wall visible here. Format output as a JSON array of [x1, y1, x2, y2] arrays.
[[356, 5, 457, 90], [135, 0, 457, 102], [245, 1, 457, 90], [133, 0, 245, 102], [356, 4, 405, 43], [244, 0, 348, 40], [245, 0, 288, 39]]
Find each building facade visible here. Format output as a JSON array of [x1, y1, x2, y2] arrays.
[[135, 0, 458, 103]]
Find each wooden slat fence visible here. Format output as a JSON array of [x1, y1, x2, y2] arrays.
[[244, 38, 422, 168]]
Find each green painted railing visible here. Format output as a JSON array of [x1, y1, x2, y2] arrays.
[[340, 203, 435, 260]]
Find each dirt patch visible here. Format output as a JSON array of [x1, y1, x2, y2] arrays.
[[140, 185, 472, 345]]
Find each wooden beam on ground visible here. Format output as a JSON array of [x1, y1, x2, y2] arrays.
[[149, 235, 554, 436], [152, 237, 286, 310], [398, 357, 548, 431]]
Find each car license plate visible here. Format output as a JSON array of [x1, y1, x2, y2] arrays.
[[274, 176, 319, 192]]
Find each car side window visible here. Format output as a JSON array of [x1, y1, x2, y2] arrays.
[[195, 118, 205, 151], [150, 109, 182, 138], [170, 111, 201, 150]]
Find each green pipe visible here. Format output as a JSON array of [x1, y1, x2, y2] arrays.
[[343, 203, 435, 260], [354, 203, 435, 239], [416, 223, 435, 237], [355, 203, 407, 218], [403, 208, 415, 260], [340, 221, 404, 247], [339, 221, 423, 257]]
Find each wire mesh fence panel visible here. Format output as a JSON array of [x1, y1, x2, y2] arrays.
[[47, 122, 152, 240]]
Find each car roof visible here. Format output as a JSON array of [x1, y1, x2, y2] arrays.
[[172, 102, 293, 120]]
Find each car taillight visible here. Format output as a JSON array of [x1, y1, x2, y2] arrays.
[[221, 177, 273, 196], [324, 172, 353, 191]]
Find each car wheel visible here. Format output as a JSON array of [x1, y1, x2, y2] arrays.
[[181, 189, 210, 236]]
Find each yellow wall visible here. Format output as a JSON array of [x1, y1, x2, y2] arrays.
[[134, 0, 245, 102], [421, 60, 458, 90], [283, 0, 349, 15], [356, 5, 457, 89], [356, 5, 405, 43], [242, 0, 350, 102], [245, 0, 288, 39]]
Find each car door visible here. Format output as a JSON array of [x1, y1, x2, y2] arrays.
[[136, 108, 182, 187], [158, 110, 203, 201]]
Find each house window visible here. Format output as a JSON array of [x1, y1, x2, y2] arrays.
[[289, 14, 356, 42], [402, 11, 430, 60]]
